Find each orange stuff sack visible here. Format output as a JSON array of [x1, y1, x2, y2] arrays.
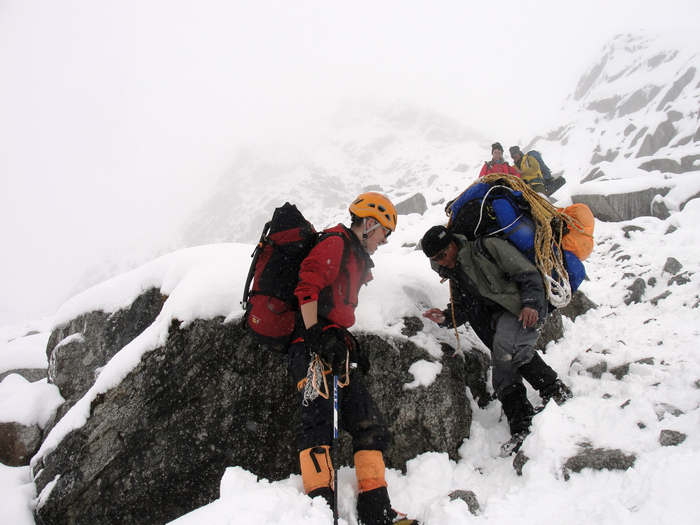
[[560, 203, 595, 261]]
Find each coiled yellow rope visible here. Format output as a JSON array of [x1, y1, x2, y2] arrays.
[[449, 174, 592, 308]]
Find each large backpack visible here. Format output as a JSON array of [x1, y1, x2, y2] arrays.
[[527, 150, 552, 181], [241, 202, 349, 353], [448, 175, 590, 307]]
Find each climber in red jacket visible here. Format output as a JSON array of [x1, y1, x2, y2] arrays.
[[289, 192, 418, 525], [479, 142, 518, 178]]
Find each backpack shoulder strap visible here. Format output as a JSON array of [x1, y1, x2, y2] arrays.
[[475, 236, 497, 265], [318, 230, 353, 305]]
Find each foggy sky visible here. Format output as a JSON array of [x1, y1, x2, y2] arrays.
[[2, 0, 699, 326]]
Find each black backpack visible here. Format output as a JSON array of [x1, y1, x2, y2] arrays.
[[241, 202, 349, 352]]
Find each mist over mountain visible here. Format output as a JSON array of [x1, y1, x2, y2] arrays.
[[180, 33, 700, 254], [180, 100, 486, 248]]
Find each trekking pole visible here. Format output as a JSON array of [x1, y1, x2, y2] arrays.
[[333, 374, 339, 525]]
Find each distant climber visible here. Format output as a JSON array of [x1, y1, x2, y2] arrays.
[[509, 146, 547, 195], [420, 225, 572, 456], [478, 142, 518, 178]]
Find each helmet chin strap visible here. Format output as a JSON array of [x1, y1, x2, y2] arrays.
[[362, 218, 381, 252]]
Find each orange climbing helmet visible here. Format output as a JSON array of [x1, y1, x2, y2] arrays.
[[349, 192, 398, 231]]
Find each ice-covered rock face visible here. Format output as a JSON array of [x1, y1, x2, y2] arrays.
[[571, 33, 698, 161], [525, 33, 700, 221], [559, 34, 698, 170]]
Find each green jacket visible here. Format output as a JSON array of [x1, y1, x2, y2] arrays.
[[431, 234, 546, 319]]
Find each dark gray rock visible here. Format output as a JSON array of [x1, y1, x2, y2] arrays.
[[33, 305, 472, 525], [624, 278, 646, 305], [558, 290, 598, 322], [0, 368, 46, 383], [668, 272, 692, 286], [585, 361, 608, 379], [655, 403, 684, 420], [401, 316, 424, 337], [536, 291, 596, 353], [610, 358, 655, 380], [618, 86, 661, 117], [536, 311, 563, 352], [459, 345, 491, 408], [448, 490, 480, 515], [660, 429, 687, 447], [563, 448, 636, 481], [664, 257, 683, 275], [573, 187, 671, 222], [650, 290, 672, 306], [636, 113, 682, 157], [639, 158, 684, 174], [656, 67, 696, 111], [591, 148, 619, 165], [0, 421, 42, 466], [395, 193, 428, 216]]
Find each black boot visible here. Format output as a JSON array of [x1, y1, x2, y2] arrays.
[[308, 487, 333, 508], [498, 384, 535, 456], [539, 379, 573, 406], [499, 383, 535, 434], [357, 487, 396, 525], [357, 486, 419, 525]]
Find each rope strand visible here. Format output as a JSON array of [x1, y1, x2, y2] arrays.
[[451, 174, 585, 308]]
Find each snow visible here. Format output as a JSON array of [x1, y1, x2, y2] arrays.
[[2, 36, 700, 525], [3, 192, 698, 524]]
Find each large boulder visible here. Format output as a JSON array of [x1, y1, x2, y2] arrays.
[[32, 299, 473, 524], [573, 187, 670, 222]]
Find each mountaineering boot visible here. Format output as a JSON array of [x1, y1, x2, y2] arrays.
[[500, 431, 529, 457], [357, 486, 419, 525], [307, 487, 333, 508], [539, 379, 573, 407], [499, 383, 535, 435], [355, 451, 419, 524], [498, 383, 534, 457]]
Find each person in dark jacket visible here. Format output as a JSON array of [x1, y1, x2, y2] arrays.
[[509, 145, 547, 194], [290, 192, 417, 525], [420, 225, 572, 455], [478, 142, 518, 178]]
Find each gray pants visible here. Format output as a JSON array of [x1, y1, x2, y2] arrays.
[[491, 312, 539, 396]]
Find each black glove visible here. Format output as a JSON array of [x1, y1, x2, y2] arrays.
[[350, 338, 371, 375], [304, 325, 348, 376]]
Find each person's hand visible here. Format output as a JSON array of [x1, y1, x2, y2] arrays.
[[304, 325, 347, 375], [423, 308, 446, 324], [519, 307, 539, 328]]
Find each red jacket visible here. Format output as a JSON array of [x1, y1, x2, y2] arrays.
[[478, 159, 518, 178], [295, 224, 373, 328]]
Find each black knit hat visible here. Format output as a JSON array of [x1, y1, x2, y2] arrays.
[[509, 145, 522, 156], [491, 142, 504, 152], [421, 225, 454, 258]]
